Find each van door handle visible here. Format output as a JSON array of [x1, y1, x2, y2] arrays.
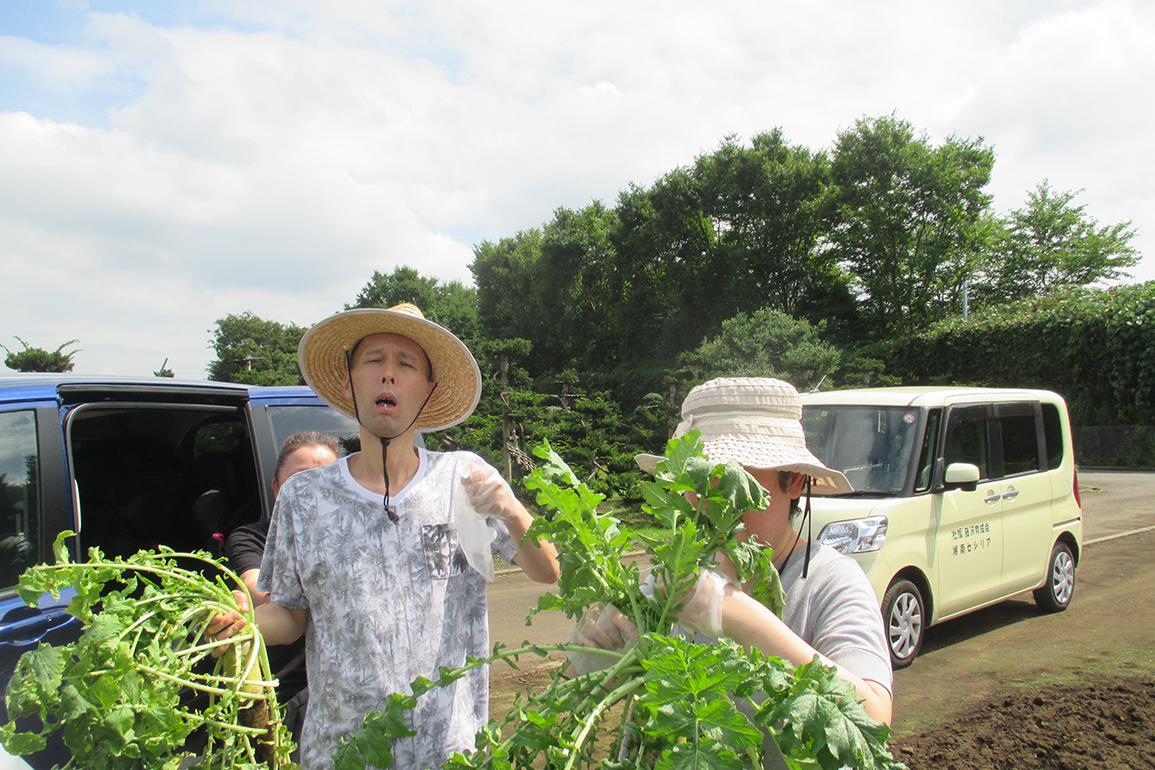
[[1002, 487, 1020, 501], [0, 609, 78, 647], [983, 491, 1001, 504]]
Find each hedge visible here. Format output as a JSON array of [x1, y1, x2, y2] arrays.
[[877, 282, 1155, 426]]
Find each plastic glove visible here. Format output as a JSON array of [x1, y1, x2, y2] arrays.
[[565, 603, 640, 676], [462, 462, 518, 523], [643, 567, 738, 638]]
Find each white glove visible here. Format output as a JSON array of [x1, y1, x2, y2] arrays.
[[565, 603, 640, 676], [462, 463, 518, 523], [643, 567, 737, 638]]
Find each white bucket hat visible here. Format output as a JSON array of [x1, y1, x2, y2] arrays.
[[636, 377, 852, 495]]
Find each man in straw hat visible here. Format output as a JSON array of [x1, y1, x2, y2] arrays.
[[209, 303, 559, 770], [575, 377, 892, 725]]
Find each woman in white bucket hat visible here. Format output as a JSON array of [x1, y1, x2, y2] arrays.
[[582, 377, 893, 725]]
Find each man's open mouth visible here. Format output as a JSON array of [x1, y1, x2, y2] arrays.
[[376, 396, 397, 408]]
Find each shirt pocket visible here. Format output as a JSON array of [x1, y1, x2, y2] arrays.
[[421, 523, 468, 580]]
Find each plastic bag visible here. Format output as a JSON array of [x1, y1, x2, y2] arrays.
[[453, 466, 497, 581]]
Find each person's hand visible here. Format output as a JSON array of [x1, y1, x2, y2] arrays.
[[205, 590, 250, 658], [462, 463, 519, 523], [644, 567, 737, 638], [565, 603, 640, 676]]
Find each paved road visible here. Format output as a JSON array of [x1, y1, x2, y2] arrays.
[[1078, 469, 1155, 542], [486, 470, 1155, 663]]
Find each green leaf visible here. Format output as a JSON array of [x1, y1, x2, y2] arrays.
[[655, 740, 746, 770]]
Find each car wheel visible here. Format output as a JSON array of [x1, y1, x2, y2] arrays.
[[1033, 540, 1075, 612], [881, 579, 924, 670]]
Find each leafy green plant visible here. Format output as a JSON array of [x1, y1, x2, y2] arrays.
[[335, 433, 904, 770], [0, 534, 294, 770]]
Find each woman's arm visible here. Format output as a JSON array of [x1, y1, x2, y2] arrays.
[[720, 587, 893, 724]]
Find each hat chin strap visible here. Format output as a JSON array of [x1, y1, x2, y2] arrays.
[[777, 476, 813, 579], [346, 350, 438, 523]]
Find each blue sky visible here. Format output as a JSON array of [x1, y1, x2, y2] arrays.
[[1, 0, 1152, 381]]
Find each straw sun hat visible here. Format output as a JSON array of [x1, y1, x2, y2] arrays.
[[636, 377, 853, 495], [298, 303, 481, 433]]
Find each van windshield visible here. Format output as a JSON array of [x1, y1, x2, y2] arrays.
[[801, 405, 923, 495]]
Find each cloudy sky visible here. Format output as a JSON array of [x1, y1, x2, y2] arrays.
[[1, 0, 1152, 380]]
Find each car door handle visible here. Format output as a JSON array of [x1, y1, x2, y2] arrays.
[[1002, 487, 1019, 501], [0, 609, 79, 647], [984, 491, 1002, 504]]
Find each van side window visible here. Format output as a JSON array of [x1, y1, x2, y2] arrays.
[[0, 410, 40, 588], [945, 407, 989, 480], [1042, 403, 1064, 470], [1000, 413, 1041, 476], [913, 408, 941, 493]]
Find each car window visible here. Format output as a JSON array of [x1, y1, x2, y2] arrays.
[[0, 410, 40, 588], [69, 405, 257, 559], [913, 408, 942, 493], [802, 406, 920, 494], [944, 406, 989, 480], [1000, 412, 1040, 477], [1042, 403, 1064, 471], [267, 405, 364, 456]]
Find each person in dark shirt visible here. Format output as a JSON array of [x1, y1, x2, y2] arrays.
[[224, 431, 341, 753]]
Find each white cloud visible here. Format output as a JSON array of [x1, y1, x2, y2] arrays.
[[1, 0, 1152, 379]]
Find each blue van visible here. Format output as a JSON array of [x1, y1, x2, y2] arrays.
[[0, 374, 361, 768]]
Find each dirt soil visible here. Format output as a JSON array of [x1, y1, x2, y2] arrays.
[[491, 527, 1155, 769], [891, 677, 1154, 769]]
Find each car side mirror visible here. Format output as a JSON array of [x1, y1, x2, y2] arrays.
[[943, 462, 980, 492]]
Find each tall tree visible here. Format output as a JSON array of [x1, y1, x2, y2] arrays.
[[537, 203, 620, 372], [2, 338, 80, 372], [829, 115, 995, 337], [348, 266, 481, 345], [680, 308, 841, 390], [693, 131, 849, 322], [609, 171, 720, 382], [472, 229, 547, 344], [971, 180, 1140, 305], [472, 205, 620, 377], [207, 313, 306, 385]]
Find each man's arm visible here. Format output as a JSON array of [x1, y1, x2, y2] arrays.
[[501, 504, 560, 584], [238, 569, 271, 607], [207, 592, 309, 648], [254, 601, 310, 646], [463, 463, 560, 584]]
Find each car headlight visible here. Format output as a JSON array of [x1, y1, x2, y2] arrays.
[[817, 516, 888, 554]]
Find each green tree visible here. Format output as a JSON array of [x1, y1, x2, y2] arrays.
[[829, 115, 995, 337], [537, 203, 620, 372], [472, 229, 547, 344], [348, 266, 481, 345], [971, 180, 1140, 306], [609, 171, 720, 385], [680, 308, 841, 390], [472, 205, 621, 378], [692, 131, 855, 330], [207, 313, 306, 385], [2, 338, 80, 372]]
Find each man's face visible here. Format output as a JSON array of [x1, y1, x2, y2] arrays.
[[344, 332, 435, 438], [271, 444, 339, 499]]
